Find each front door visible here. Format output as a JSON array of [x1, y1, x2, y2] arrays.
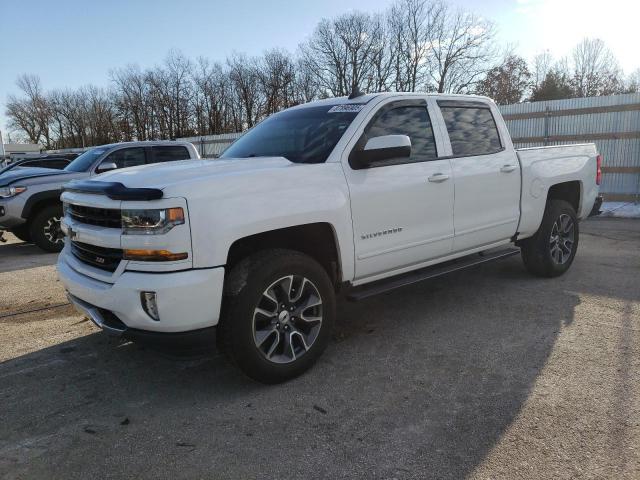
[[343, 99, 454, 280]]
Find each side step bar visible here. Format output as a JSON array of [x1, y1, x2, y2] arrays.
[[346, 247, 520, 301]]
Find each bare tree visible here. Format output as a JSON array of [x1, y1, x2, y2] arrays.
[[532, 51, 553, 89], [625, 69, 640, 93], [257, 49, 297, 115], [292, 58, 320, 104], [13, 2, 631, 148], [6, 75, 52, 146], [570, 38, 623, 97], [301, 12, 389, 96], [192, 57, 231, 135], [388, 0, 442, 91], [111, 65, 153, 141], [428, 5, 497, 93], [165, 50, 194, 137], [227, 53, 263, 129]]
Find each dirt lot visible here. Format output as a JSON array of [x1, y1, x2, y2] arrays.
[[0, 218, 638, 480]]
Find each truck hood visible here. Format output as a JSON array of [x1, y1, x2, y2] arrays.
[[0, 167, 75, 187], [95, 157, 295, 191]]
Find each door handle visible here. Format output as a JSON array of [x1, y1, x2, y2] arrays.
[[428, 173, 450, 183], [500, 164, 517, 173]]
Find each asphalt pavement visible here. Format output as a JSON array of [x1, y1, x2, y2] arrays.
[[0, 218, 638, 479]]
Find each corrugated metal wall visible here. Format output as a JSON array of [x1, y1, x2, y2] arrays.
[[178, 132, 242, 158], [499, 93, 640, 202]]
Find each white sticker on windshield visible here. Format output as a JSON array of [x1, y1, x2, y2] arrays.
[[328, 104, 365, 113]]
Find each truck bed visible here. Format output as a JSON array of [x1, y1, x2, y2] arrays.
[[516, 143, 599, 239]]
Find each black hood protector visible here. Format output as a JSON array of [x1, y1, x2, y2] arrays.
[[64, 180, 163, 201]]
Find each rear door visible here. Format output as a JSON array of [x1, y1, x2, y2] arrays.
[[343, 98, 454, 280], [437, 100, 520, 252]]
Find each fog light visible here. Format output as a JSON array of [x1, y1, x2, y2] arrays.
[[141, 291, 159, 321]]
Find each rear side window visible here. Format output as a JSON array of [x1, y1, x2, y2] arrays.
[[365, 106, 437, 163], [439, 106, 502, 156], [106, 148, 146, 169], [151, 146, 190, 163]]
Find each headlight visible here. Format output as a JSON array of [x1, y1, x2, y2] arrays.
[[121, 207, 185, 235], [0, 186, 27, 198]]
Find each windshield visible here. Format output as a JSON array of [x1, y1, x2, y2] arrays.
[[64, 148, 107, 172], [220, 105, 361, 164]]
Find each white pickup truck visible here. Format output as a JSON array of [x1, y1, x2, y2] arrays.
[[57, 92, 601, 383]]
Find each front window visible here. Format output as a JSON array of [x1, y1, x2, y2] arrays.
[[220, 105, 361, 164], [105, 147, 146, 169], [64, 148, 107, 172]]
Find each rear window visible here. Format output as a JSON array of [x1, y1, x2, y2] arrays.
[[439, 106, 502, 156], [151, 146, 190, 163]]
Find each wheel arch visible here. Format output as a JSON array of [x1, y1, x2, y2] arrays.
[[226, 223, 344, 287], [546, 181, 581, 214], [21, 189, 63, 222]]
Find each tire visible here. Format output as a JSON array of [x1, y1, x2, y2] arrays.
[[218, 249, 336, 384], [29, 205, 64, 253], [521, 199, 579, 278], [10, 224, 31, 243]]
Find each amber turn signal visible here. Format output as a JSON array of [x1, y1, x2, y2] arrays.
[[123, 249, 188, 261]]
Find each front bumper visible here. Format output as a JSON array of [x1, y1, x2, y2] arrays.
[[0, 200, 27, 229], [67, 293, 217, 347], [58, 252, 225, 333]]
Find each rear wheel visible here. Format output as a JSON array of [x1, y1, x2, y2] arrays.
[[521, 199, 579, 277], [218, 249, 335, 383], [10, 224, 31, 243], [29, 205, 64, 252]]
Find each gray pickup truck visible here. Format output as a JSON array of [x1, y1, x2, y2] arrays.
[[0, 141, 199, 252]]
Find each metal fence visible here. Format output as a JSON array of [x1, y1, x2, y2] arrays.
[[177, 133, 242, 158], [499, 93, 640, 202]]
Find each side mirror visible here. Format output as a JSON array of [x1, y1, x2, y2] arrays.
[[95, 161, 117, 174], [351, 135, 411, 169]]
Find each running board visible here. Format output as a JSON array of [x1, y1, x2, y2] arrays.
[[346, 247, 520, 301]]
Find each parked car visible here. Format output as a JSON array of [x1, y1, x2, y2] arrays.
[[0, 141, 199, 252], [0, 157, 71, 173], [57, 93, 600, 383]]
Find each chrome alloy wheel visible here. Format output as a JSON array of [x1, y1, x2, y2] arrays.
[[252, 275, 323, 364], [549, 213, 575, 265], [43, 216, 64, 245]]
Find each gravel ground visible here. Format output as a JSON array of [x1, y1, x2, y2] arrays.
[[0, 218, 638, 479]]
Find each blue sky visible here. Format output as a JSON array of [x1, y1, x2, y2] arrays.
[[1, 0, 638, 137]]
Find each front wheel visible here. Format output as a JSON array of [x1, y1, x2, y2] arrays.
[[521, 199, 579, 278], [29, 205, 64, 253], [218, 249, 335, 383]]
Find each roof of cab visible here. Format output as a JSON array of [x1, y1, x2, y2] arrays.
[[90, 140, 194, 150], [290, 91, 494, 110]]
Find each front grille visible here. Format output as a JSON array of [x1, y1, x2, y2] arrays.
[[67, 204, 121, 228], [71, 241, 123, 272]]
